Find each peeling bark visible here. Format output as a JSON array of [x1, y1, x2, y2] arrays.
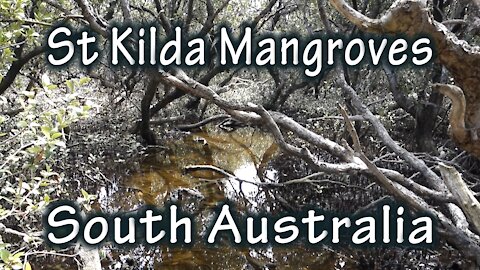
[[329, 0, 480, 158], [433, 83, 480, 158], [156, 67, 480, 263], [432, 84, 469, 141]]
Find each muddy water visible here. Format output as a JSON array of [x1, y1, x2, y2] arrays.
[[24, 126, 466, 269], [91, 127, 344, 269], [128, 127, 278, 208], [36, 127, 462, 269]]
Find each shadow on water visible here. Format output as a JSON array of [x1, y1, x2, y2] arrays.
[[92, 127, 343, 269], [33, 127, 466, 269], [130, 127, 278, 208], [101, 127, 279, 210]]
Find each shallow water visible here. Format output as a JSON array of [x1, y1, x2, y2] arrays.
[[32, 127, 466, 269], [132, 128, 278, 207], [92, 127, 346, 269]]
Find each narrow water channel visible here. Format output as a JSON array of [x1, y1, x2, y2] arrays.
[[92, 127, 341, 269], [35, 127, 462, 269]]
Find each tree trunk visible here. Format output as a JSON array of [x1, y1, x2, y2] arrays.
[[415, 64, 444, 154], [140, 77, 159, 145], [329, 0, 480, 158]]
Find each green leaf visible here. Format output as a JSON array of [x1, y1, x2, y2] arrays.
[[78, 77, 91, 85], [24, 261, 32, 270], [0, 249, 10, 262], [81, 189, 89, 199], [46, 84, 58, 90], [26, 145, 42, 154], [65, 80, 74, 91], [12, 252, 24, 260], [51, 132, 62, 139], [40, 126, 51, 138], [16, 121, 28, 128]]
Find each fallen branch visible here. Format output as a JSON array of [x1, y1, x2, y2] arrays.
[[438, 163, 480, 233], [176, 114, 231, 131], [185, 164, 366, 190]]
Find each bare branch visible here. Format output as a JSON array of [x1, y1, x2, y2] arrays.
[[198, 0, 230, 36], [154, 0, 172, 34], [74, 0, 109, 37], [383, 64, 416, 116], [439, 163, 480, 232], [176, 115, 231, 131], [252, 0, 278, 29], [329, 0, 384, 32], [119, 0, 132, 23], [184, 0, 194, 34]]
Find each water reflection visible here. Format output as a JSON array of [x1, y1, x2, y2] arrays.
[[93, 127, 461, 270], [104, 127, 337, 269], [126, 127, 278, 210]]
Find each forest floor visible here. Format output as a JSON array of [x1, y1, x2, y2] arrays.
[[22, 101, 472, 270]]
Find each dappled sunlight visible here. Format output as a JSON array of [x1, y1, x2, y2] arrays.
[[124, 127, 277, 208]]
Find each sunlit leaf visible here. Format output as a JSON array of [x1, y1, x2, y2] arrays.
[[40, 126, 51, 138], [26, 145, 42, 154], [51, 132, 62, 139], [16, 121, 28, 128], [12, 252, 24, 260], [0, 249, 10, 262], [78, 77, 91, 85], [46, 84, 58, 90], [66, 80, 74, 91], [81, 189, 89, 199]]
